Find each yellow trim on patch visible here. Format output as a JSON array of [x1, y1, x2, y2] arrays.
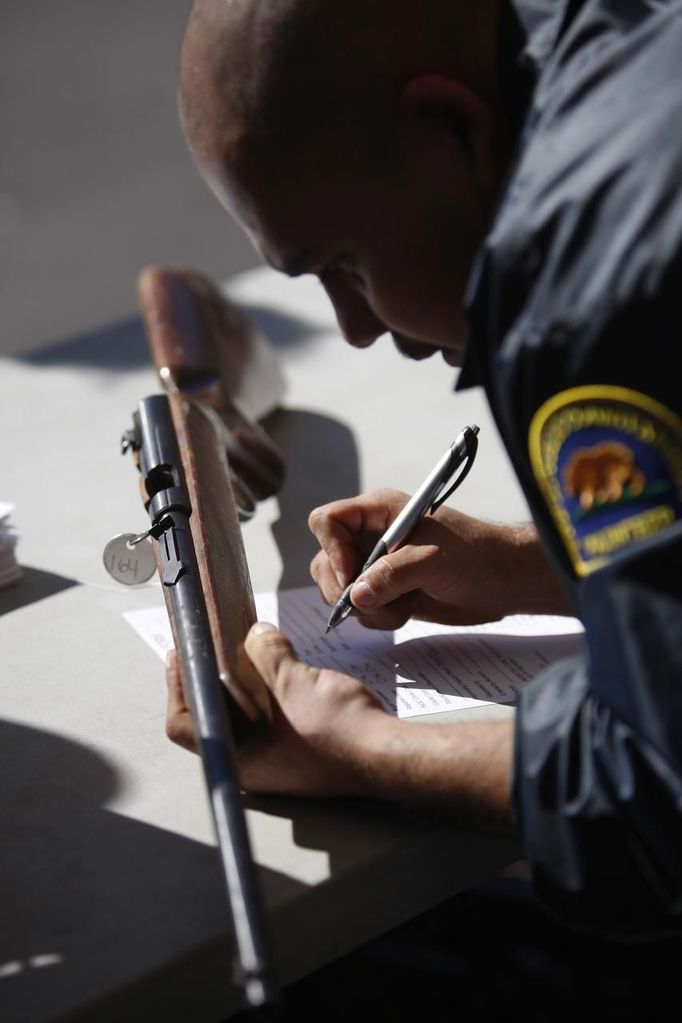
[[529, 386, 682, 576]]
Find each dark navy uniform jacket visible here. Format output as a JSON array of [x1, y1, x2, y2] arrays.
[[462, 0, 682, 935]]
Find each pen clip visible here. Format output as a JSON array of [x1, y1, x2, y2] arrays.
[[429, 427, 479, 513]]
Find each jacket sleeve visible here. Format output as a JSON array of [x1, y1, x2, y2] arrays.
[[513, 521, 682, 937]]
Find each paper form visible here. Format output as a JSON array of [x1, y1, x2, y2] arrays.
[[123, 586, 584, 719]]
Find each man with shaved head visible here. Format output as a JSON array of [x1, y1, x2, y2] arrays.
[[168, 0, 682, 936]]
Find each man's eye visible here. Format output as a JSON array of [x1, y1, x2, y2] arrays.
[[320, 258, 361, 284], [320, 259, 345, 278]]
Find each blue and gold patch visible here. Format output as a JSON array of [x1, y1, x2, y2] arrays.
[[529, 386, 682, 576]]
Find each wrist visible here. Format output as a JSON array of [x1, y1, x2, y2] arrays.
[[348, 713, 516, 833], [496, 523, 571, 616], [340, 709, 403, 798]]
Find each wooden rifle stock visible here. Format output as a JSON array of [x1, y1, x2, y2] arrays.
[[122, 267, 288, 1010]]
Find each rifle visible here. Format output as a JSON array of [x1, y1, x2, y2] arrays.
[[118, 268, 287, 1011]]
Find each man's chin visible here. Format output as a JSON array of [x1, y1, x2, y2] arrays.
[[390, 334, 461, 367], [390, 335, 439, 361], [441, 348, 462, 368]]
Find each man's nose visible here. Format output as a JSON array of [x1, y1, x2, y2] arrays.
[[322, 278, 386, 348]]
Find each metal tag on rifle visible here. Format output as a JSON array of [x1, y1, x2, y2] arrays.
[[103, 533, 157, 585]]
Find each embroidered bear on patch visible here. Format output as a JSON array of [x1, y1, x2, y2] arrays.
[[529, 386, 682, 575], [563, 441, 646, 511]]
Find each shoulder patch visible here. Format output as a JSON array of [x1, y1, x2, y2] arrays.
[[529, 386, 682, 576]]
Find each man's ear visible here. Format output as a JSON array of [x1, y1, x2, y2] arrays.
[[400, 75, 498, 194]]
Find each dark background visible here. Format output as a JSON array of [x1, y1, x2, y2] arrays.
[[270, 874, 682, 1022]]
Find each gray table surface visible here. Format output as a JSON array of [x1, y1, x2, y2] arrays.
[[0, 267, 527, 1022]]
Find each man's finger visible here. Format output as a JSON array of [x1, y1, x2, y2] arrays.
[[164, 649, 197, 753], [350, 544, 438, 612], [245, 622, 301, 691], [165, 650, 184, 710], [308, 502, 361, 588], [310, 550, 344, 605], [309, 492, 411, 587]]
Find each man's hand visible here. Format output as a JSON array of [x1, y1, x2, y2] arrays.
[[165, 649, 197, 753], [166, 623, 516, 831], [165, 625, 394, 797], [309, 489, 571, 630]]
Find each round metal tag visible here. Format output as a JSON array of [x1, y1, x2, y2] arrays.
[[103, 533, 157, 585]]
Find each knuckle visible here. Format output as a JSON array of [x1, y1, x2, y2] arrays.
[[419, 543, 441, 565], [260, 630, 289, 658], [307, 506, 328, 535], [246, 628, 289, 676], [310, 549, 331, 577], [248, 623, 281, 648], [165, 715, 183, 744], [306, 664, 322, 686], [373, 555, 397, 590], [274, 656, 315, 695], [273, 660, 289, 691], [376, 487, 408, 509]]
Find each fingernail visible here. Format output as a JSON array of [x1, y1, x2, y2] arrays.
[[250, 621, 277, 636], [335, 568, 347, 588], [351, 580, 376, 608]]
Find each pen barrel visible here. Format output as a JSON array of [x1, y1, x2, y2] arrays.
[[362, 540, 388, 572], [330, 426, 479, 631], [380, 443, 464, 553]]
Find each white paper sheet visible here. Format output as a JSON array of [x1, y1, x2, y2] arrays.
[[124, 586, 584, 719]]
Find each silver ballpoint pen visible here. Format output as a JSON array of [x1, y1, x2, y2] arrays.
[[325, 424, 480, 633]]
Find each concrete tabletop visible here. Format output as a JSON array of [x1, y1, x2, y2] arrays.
[[0, 267, 526, 1022]]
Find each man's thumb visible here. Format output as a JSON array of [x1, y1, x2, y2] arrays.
[[245, 622, 295, 687]]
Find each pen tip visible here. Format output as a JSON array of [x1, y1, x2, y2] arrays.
[[324, 623, 332, 635]]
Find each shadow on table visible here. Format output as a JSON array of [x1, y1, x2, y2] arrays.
[[392, 631, 584, 697], [0, 720, 304, 1023], [252, 869, 682, 1023], [240, 302, 321, 351], [0, 567, 78, 616], [16, 316, 151, 371], [15, 303, 320, 372], [243, 787, 522, 1006], [263, 407, 361, 590], [239, 797, 682, 1023], [3, 720, 479, 1023]]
